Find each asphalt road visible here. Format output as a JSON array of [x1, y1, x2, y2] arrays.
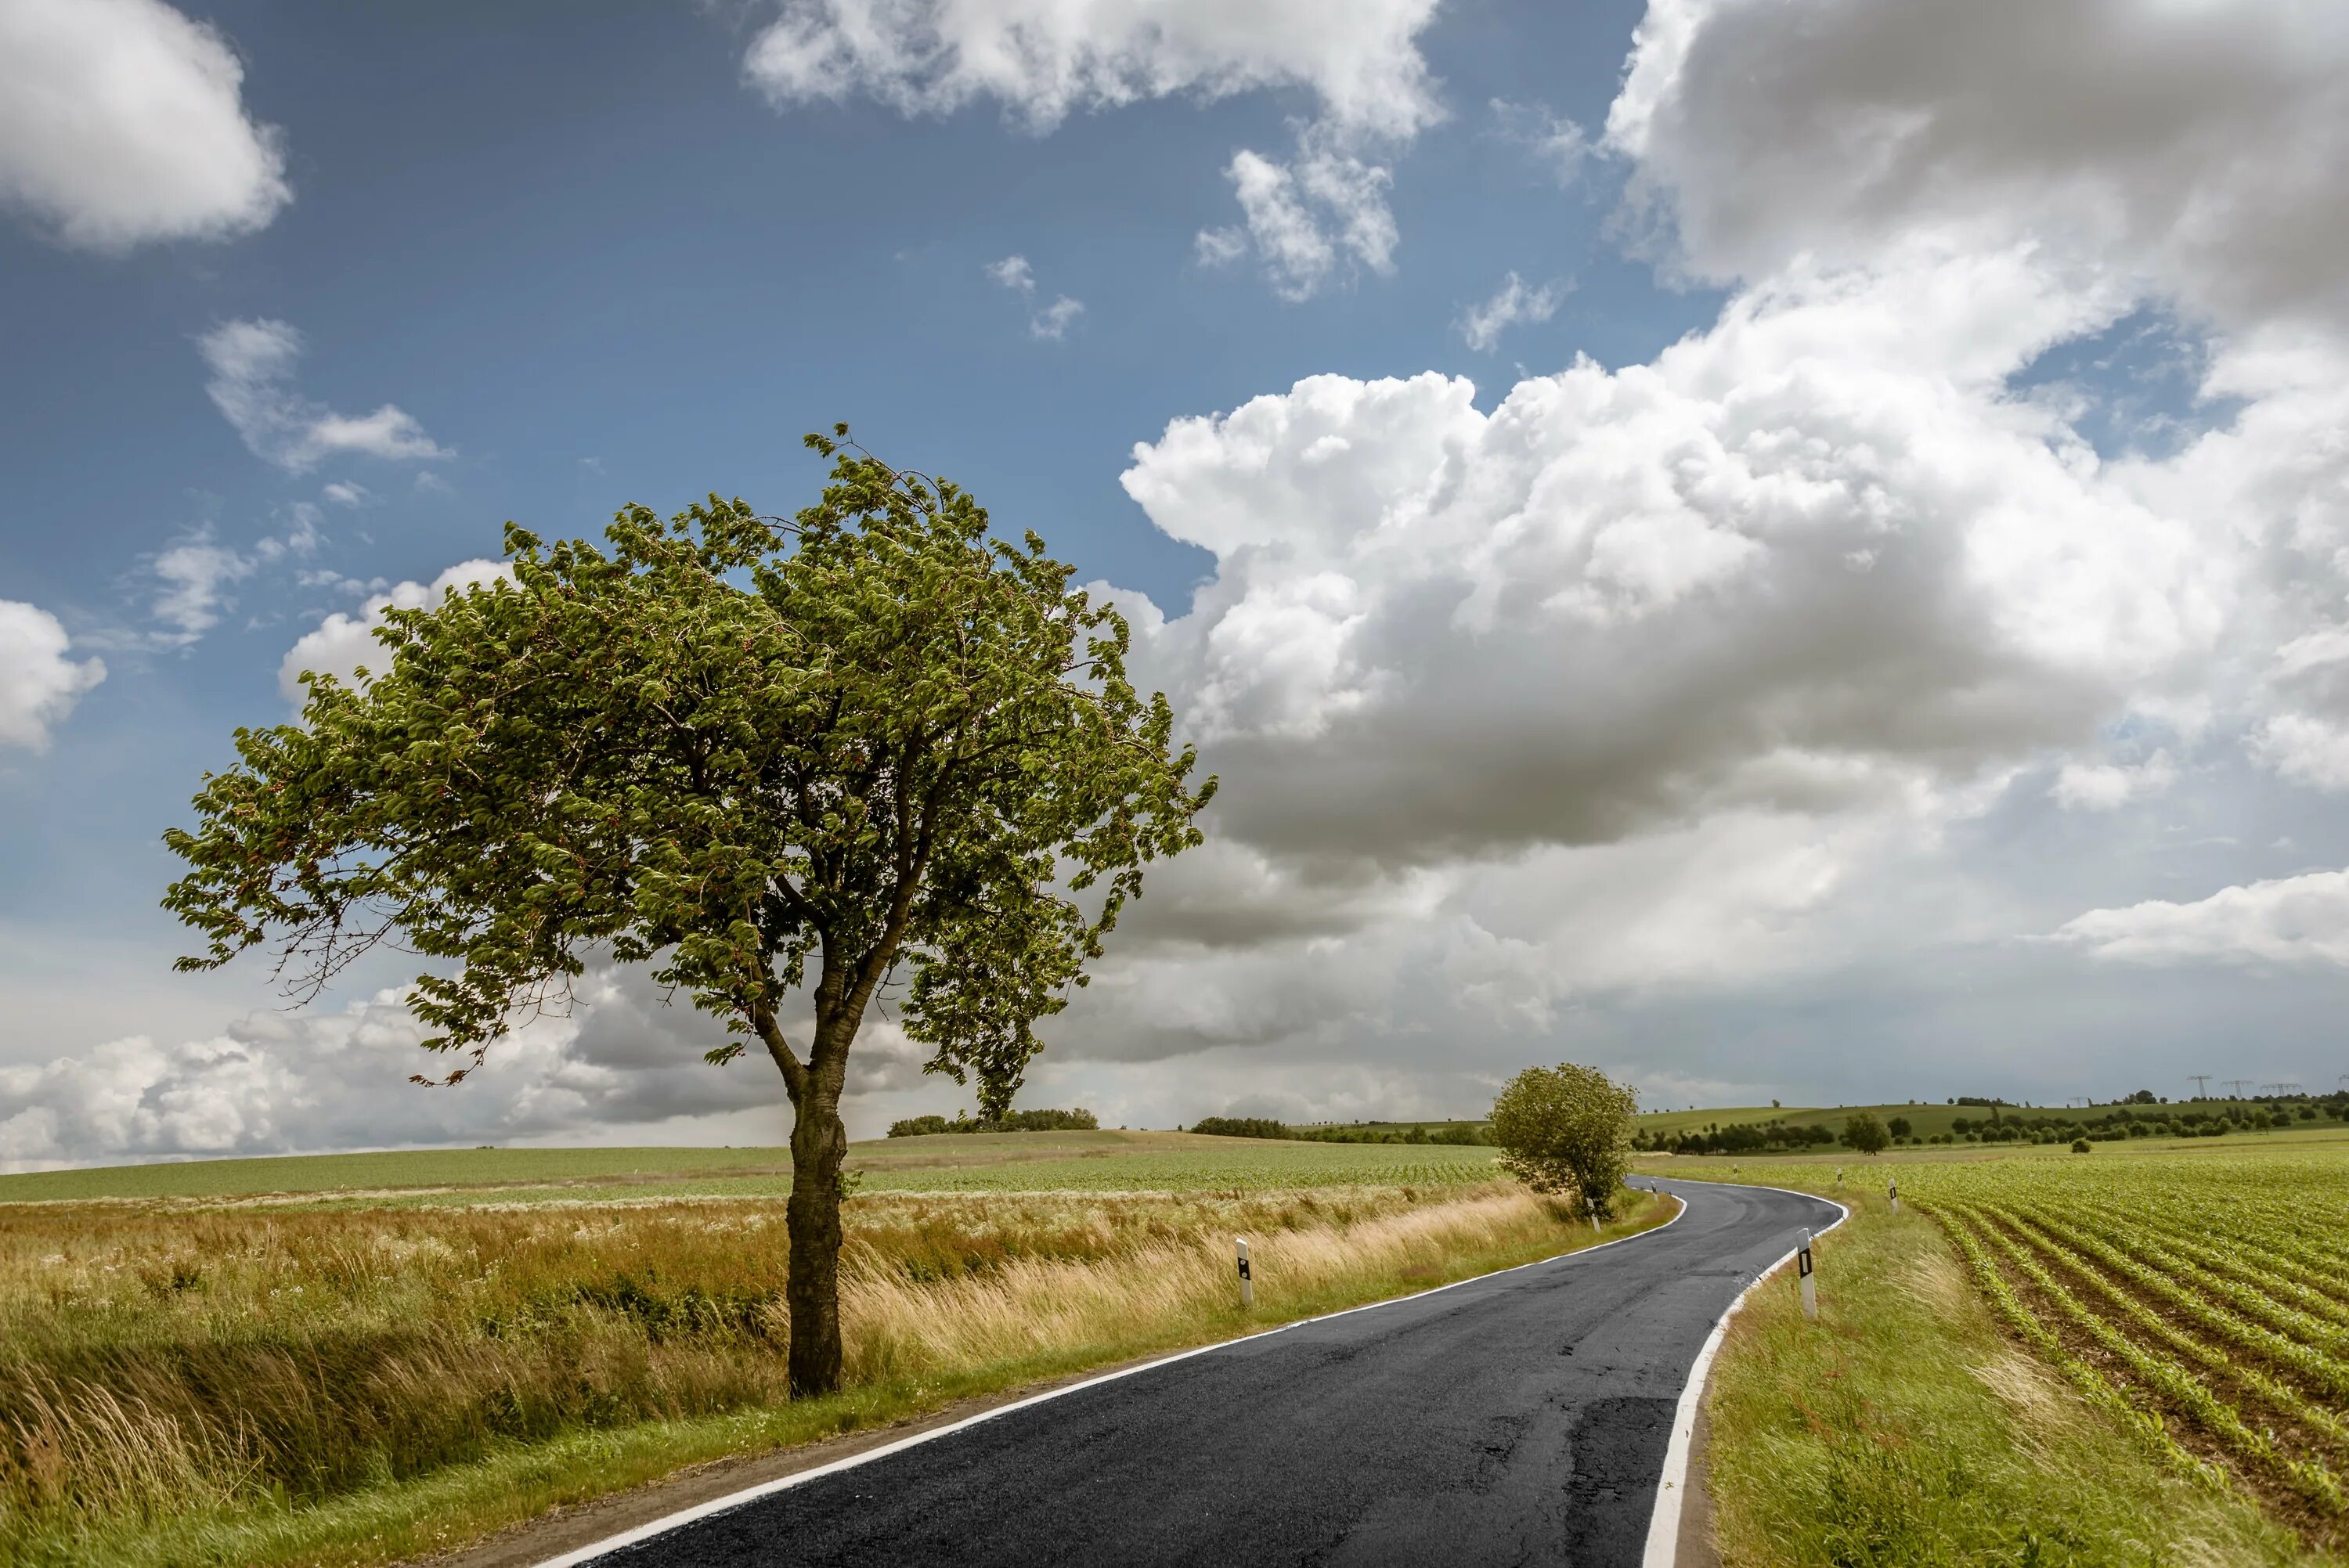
[[592, 1178, 1840, 1568]]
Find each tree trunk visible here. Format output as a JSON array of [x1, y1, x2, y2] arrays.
[[785, 1072, 850, 1397]]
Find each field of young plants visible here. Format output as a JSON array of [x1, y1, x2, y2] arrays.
[[1662, 1137, 2349, 1554], [1923, 1148, 2349, 1541]]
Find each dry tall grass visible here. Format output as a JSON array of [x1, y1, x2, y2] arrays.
[[0, 1183, 1625, 1559]]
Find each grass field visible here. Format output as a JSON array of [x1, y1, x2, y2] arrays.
[[0, 1130, 1626, 1568], [1654, 1133, 2349, 1562], [0, 1130, 1503, 1207]]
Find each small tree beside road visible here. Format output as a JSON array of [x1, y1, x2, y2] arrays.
[[1488, 1063, 1637, 1219], [1844, 1111, 1891, 1155], [161, 431, 1214, 1397]]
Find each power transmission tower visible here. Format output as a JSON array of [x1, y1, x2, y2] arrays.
[[2224, 1079, 2253, 1098], [2067, 1096, 2091, 1108], [2189, 1075, 2212, 1099]]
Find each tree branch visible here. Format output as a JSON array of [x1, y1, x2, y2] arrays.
[[752, 999, 810, 1106]]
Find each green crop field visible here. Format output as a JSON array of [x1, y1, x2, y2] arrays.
[[1658, 1134, 2349, 1555], [0, 1129, 1501, 1208]]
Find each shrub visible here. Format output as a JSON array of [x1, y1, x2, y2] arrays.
[[2071, 1137, 2092, 1154]]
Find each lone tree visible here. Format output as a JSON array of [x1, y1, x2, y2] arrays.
[[1843, 1111, 1891, 1155], [161, 431, 1215, 1395], [1488, 1062, 1637, 1219]]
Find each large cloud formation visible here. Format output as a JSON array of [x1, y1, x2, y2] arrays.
[[1607, 0, 2349, 334], [23, 0, 2349, 1161], [0, 967, 929, 1170], [1115, 252, 2220, 871], [0, 0, 290, 251]]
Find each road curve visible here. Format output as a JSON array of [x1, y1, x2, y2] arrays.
[[579, 1178, 1838, 1568]]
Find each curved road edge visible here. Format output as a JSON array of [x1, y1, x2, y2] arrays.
[[530, 1191, 1696, 1568], [1638, 1180, 1853, 1568]]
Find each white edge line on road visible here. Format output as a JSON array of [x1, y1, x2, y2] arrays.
[[532, 1188, 1692, 1567], [1639, 1181, 1853, 1568]]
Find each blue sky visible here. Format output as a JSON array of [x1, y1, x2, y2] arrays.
[[4, 0, 2349, 1161]]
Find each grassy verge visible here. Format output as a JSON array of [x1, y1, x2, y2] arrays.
[[5, 1184, 1669, 1567], [1699, 1191, 2317, 1566]]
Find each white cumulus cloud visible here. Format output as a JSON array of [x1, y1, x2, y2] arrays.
[[0, 601, 105, 752], [199, 319, 452, 474], [0, 967, 931, 1168], [1115, 251, 2224, 873], [2051, 870, 2349, 968], [0, 0, 290, 251]]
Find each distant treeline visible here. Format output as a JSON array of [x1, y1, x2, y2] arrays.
[[1645, 1093, 2347, 1156], [886, 1108, 1099, 1137], [1948, 1099, 2338, 1145], [1636, 1120, 1842, 1156], [1188, 1116, 1491, 1146]]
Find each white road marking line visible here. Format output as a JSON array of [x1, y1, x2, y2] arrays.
[[1640, 1181, 1852, 1568]]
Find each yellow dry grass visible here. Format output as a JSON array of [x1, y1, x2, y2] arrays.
[[0, 1181, 1655, 1565]]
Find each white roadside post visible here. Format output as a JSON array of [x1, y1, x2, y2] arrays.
[[1888, 1177, 1899, 1215], [1797, 1229, 1817, 1321], [1236, 1237, 1254, 1309], [1587, 1193, 1602, 1235]]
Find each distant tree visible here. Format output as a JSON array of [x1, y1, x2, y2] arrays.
[[889, 1115, 954, 1138], [161, 431, 1214, 1396], [1886, 1116, 1912, 1138], [1189, 1116, 1290, 1140], [1489, 1063, 1638, 1218], [1843, 1111, 1891, 1155], [2127, 1088, 2158, 1104]]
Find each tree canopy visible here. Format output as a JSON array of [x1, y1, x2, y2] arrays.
[[163, 432, 1215, 1392], [1843, 1111, 1891, 1155], [1488, 1062, 1638, 1219]]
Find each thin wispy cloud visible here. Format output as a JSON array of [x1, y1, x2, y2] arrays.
[[1455, 272, 1567, 351], [987, 254, 1085, 340], [198, 319, 451, 474]]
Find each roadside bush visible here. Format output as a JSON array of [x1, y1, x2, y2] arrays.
[[1488, 1063, 1636, 1219]]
